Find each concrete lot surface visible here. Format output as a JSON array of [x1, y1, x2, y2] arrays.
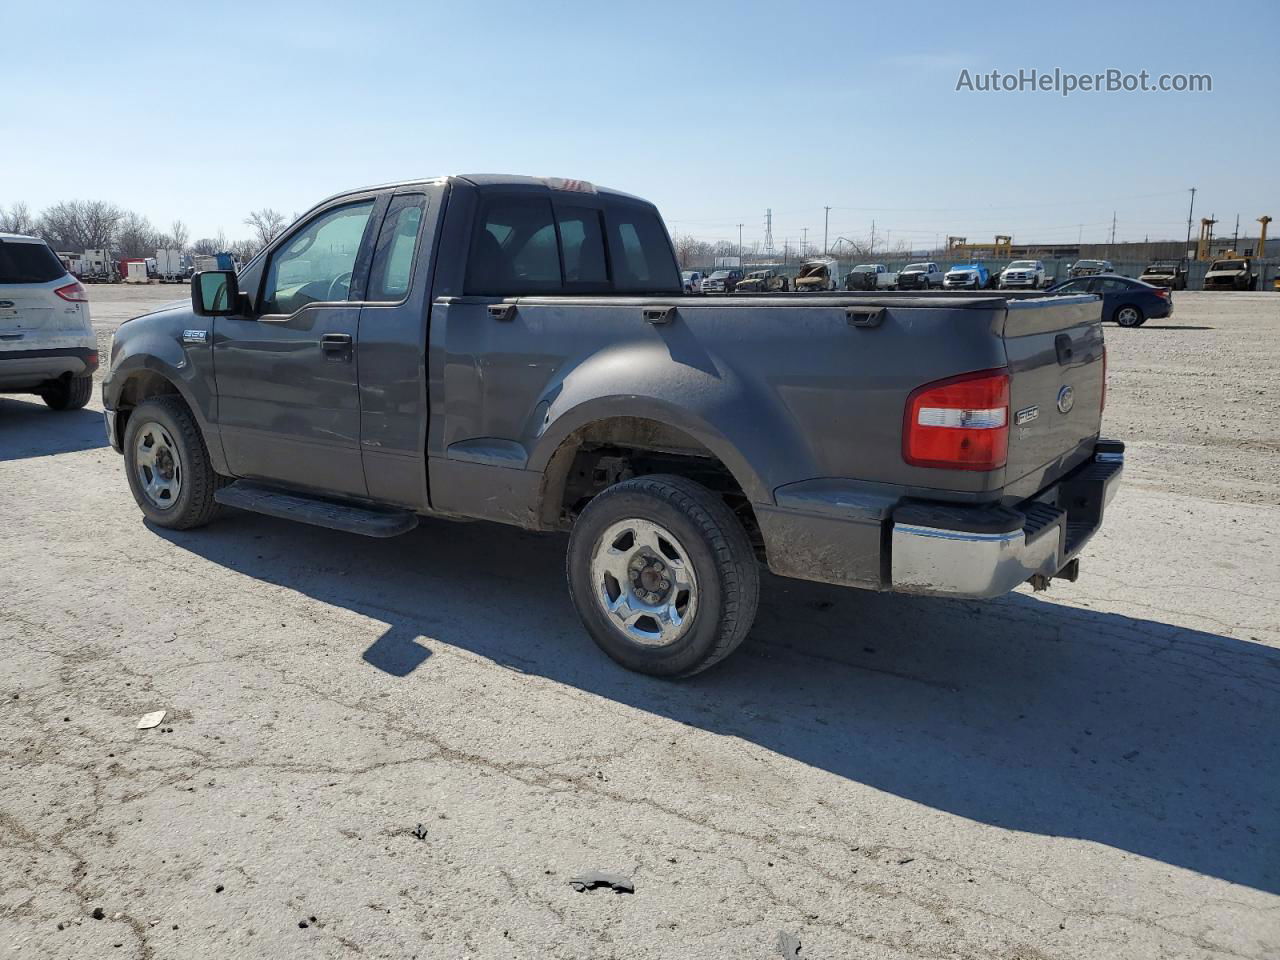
[[2, 287, 1277, 959]]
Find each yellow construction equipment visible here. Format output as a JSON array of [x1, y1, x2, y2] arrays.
[[946, 235, 1012, 258], [1196, 217, 1218, 261], [1258, 215, 1272, 258]]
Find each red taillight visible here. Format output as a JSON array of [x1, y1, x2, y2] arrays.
[[903, 368, 1010, 471], [54, 281, 87, 302], [1151, 288, 1169, 299]]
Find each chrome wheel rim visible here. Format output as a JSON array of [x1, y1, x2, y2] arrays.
[[590, 519, 699, 647], [133, 421, 182, 508], [1117, 307, 1139, 326]]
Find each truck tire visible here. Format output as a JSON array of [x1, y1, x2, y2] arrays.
[[122, 396, 228, 529], [566, 474, 760, 678], [41, 375, 94, 411]]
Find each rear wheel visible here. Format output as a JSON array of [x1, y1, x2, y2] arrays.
[[41, 375, 93, 411], [567, 474, 759, 678], [123, 396, 227, 529], [1114, 304, 1144, 327]]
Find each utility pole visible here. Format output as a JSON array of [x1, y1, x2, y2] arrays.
[[823, 206, 831, 255], [870, 220, 876, 255], [801, 227, 808, 257], [1109, 211, 1116, 246], [1184, 188, 1196, 257], [763, 209, 774, 255], [1232, 214, 1239, 251], [737, 223, 743, 260]]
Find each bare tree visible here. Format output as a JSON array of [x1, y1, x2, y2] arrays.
[[190, 231, 228, 256], [38, 200, 126, 251], [169, 219, 189, 252], [115, 211, 161, 258], [228, 238, 259, 264], [244, 208, 287, 249], [0, 202, 38, 236]]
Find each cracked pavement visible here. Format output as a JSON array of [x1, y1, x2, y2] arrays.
[[1, 288, 1278, 958]]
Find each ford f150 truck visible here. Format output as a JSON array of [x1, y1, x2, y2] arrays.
[[103, 174, 1122, 678]]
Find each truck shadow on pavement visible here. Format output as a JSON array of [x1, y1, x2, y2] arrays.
[[156, 509, 1279, 894], [0, 397, 108, 461]]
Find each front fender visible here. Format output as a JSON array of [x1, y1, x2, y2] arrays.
[[525, 342, 818, 505], [104, 315, 226, 473]]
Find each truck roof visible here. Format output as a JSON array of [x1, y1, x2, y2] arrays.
[[315, 174, 650, 208]]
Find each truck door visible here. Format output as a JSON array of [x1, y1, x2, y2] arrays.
[[354, 187, 443, 508], [212, 196, 383, 497]]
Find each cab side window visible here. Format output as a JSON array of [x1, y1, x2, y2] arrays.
[[261, 201, 374, 314], [368, 195, 427, 302]]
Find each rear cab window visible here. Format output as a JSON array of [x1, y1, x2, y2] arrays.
[[464, 189, 680, 296], [0, 239, 66, 284]]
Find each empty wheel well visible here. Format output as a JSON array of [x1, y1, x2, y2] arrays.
[[540, 418, 762, 553]]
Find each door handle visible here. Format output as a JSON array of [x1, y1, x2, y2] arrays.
[[488, 303, 517, 321], [321, 332, 353, 360]]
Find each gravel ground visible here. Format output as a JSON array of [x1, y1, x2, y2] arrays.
[[1, 287, 1277, 959]]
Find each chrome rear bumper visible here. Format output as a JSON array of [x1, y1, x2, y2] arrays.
[[890, 441, 1124, 598]]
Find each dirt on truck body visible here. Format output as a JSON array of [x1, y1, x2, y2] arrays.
[[103, 173, 1121, 678]]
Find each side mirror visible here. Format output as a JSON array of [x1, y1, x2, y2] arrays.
[[191, 270, 241, 317]]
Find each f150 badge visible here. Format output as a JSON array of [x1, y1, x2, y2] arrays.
[[1056, 385, 1075, 414]]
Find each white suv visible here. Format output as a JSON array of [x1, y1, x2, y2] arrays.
[[0, 233, 97, 410]]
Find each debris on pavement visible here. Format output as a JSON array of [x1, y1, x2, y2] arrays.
[[776, 930, 802, 957], [568, 871, 634, 894], [412, 823, 428, 840], [136, 710, 166, 730]]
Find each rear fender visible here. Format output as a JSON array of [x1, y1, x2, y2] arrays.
[[525, 343, 817, 505]]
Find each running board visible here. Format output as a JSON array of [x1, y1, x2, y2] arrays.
[[214, 481, 419, 538]]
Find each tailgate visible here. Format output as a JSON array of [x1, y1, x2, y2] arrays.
[[1001, 295, 1105, 500]]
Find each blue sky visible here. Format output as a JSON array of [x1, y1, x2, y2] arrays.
[[4, 0, 1275, 251]]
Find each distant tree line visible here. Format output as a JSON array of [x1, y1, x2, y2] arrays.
[[0, 200, 292, 263], [671, 233, 879, 269]]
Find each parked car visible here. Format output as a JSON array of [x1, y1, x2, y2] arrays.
[[681, 271, 704, 294], [944, 263, 990, 289], [1069, 259, 1113, 278], [844, 263, 893, 290], [794, 258, 841, 292], [0, 233, 98, 409], [701, 269, 742, 294], [1202, 257, 1256, 291], [734, 269, 789, 293], [998, 260, 1046, 290], [103, 173, 1121, 678], [1046, 274, 1171, 327], [895, 262, 944, 290], [1138, 260, 1188, 290]]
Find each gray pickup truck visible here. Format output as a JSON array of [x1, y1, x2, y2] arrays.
[[103, 174, 1123, 677]]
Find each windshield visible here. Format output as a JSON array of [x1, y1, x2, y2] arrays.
[[709, 271, 730, 280], [1008, 261, 1036, 269], [1144, 264, 1174, 273], [1210, 260, 1246, 270], [851, 265, 874, 273], [903, 263, 927, 271]]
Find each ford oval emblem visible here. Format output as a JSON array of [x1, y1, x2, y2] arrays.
[[1056, 385, 1075, 414]]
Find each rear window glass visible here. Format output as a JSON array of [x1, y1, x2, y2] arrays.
[[465, 195, 561, 295], [555, 204, 609, 288], [465, 192, 679, 296], [0, 240, 65, 284], [604, 204, 680, 294]]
